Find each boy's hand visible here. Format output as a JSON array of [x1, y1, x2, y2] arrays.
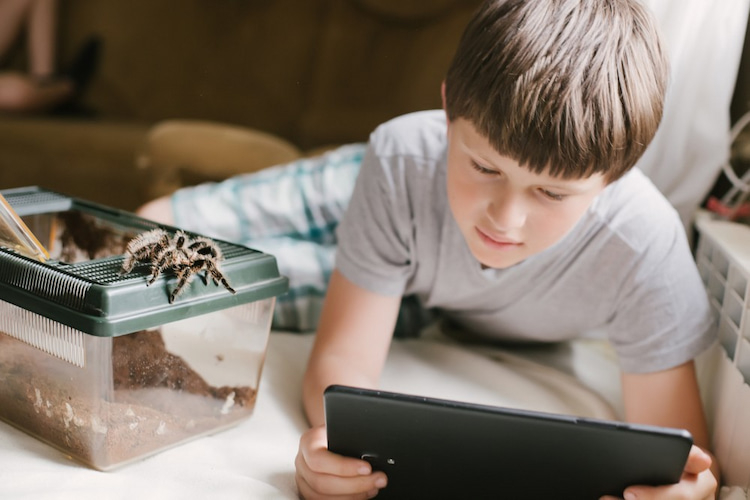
[[599, 445, 717, 500], [295, 424, 388, 499]]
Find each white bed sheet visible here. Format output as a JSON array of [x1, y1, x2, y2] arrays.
[[0, 329, 625, 500], [0, 329, 743, 499]]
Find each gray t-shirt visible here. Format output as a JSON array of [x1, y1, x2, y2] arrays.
[[335, 110, 716, 373]]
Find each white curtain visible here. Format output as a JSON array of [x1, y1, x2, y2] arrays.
[[637, 0, 750, 229]]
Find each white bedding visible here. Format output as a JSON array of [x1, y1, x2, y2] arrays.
[[0, 329, 626, 500], [0, 328, 745, 499]]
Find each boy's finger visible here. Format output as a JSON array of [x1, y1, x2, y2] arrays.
[[299, 425, 373, 477], [622, 467, 717, 500], [682, 445, 712, 475], [296, 425, 389, 497], [295, 444, 378, 483], [296, 467, 387, 499]]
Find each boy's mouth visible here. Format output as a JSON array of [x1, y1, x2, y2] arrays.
[[476, 227, 522, 248]]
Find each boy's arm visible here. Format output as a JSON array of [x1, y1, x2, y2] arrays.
[[303, 268, 401, 427], [136, 196, 175, 225], [296, 270, 399, 499], [618, 360, 719, 499]]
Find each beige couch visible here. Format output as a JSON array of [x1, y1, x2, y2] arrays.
[[2, 0, 750, 213], [0, 0, 484, 211]]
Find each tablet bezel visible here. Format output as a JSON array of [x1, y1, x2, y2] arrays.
[[324, 384, 693, 499]]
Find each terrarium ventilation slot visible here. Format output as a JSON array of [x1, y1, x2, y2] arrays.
[[0, 300, 85, 367]]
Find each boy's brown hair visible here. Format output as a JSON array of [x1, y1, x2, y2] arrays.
[[444, 0, 669, 183]]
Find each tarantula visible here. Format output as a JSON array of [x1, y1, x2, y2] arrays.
[[120, 229, 236, 303]]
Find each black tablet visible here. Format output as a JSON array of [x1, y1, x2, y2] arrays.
[[324, 385, 693, 500]]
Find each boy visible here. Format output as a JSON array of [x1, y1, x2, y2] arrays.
[[294, 0, 719, 498], [139, 1, 719, 498]]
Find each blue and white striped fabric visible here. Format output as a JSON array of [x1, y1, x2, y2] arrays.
[[171, 144, 366, 331]]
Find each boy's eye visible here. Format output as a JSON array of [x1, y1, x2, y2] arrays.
[[470, 160, 497, 175], [468, 159, 568, 201], [539, 188, 566, 201]]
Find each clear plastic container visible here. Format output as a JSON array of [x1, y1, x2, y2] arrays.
[[0, 187, 288, 470]]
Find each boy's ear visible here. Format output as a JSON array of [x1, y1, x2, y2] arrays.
[[441, 81, 450, 125]]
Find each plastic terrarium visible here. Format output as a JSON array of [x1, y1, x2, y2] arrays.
[[0, 187, 288, 470]]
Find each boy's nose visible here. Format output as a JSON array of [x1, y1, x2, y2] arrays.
[[486, 193, 526, 230]]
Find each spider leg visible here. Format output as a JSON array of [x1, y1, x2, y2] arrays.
[[199, 266, 210, 286], [120, 254, 138, 274], [188, 237, 218, 254], [120, 246, 154, 274], [187, 259, 212, 286], [174, 231, 190, 251], [206, 262, 236, 294], [169, 266, 196, 303], [148, 252, 172, 286]]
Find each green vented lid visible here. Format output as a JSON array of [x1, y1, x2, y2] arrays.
[[0, 186, 289, 336]]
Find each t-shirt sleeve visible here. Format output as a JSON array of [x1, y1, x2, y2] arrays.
[[334, 140, 415, 297], [606, 215, 717, 373]]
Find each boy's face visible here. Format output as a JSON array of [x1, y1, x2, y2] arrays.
[[445, 118, 607, 269]]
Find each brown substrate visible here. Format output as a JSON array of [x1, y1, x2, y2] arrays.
[[112, 330, 256, 405], [57, 210, 133, 261], [0, 330, 256, 470]]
